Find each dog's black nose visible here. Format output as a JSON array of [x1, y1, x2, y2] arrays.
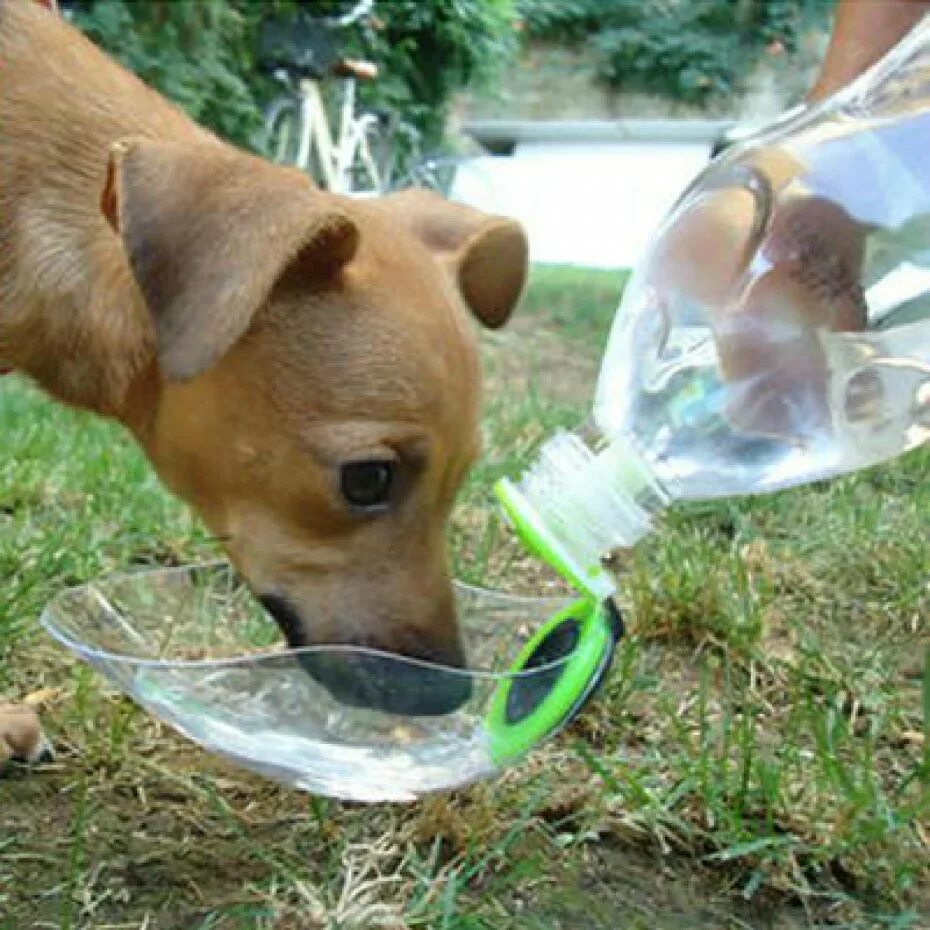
[[296, 650, 473, 716], [257, 594, 472, 715], [258, 594, 304, 648]]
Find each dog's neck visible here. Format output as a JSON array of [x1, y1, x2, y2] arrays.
[[0, 346, 160, 444], [0, 240, 160, 438], [0, 0, 202, 439]]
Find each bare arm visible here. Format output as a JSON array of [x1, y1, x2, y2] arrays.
[[808, 0, 930, 100]]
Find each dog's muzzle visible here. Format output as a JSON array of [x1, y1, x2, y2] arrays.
[[258, 594, 473, 716]]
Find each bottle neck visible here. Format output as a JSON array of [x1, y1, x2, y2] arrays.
[[495, 431, 669, 599]]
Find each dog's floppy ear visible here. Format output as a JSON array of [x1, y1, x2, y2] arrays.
[[382, 189, 528, 329], [102, 137, 358, 381]]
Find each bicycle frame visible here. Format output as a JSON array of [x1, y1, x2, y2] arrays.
[[294, 76, 381, 195]]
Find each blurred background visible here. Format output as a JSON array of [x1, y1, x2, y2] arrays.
[[65, 0, 838, 268]]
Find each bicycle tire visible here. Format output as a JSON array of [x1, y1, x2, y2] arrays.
[[398, 153, 458, 197], [338, 111, 400, 196], [264, 96, 302, 167], [395, 151, 497, 209]]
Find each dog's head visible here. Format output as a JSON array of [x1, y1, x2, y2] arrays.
[[104, 138, 528, 713]]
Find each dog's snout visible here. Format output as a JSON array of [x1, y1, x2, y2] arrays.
[[257, 593, 471, 715], [296, 649, 473, 716], [258, 593, 305, 648]]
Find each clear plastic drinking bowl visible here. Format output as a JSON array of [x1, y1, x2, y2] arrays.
[[39, 562, 620, 802]]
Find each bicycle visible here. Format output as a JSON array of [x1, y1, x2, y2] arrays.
[[259, 1, 498, 203], [259, 0, 397, 196]]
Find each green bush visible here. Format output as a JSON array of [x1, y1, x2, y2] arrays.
[[70, 0, 518, 156], [516, 0, 618, 41], [73, 0, 263, 148], [342, 0, 518, 150], [517, 0, 834, 106], [594, 23, 739, 104]]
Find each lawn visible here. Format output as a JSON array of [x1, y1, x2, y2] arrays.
[[1, 265, 929, 929]]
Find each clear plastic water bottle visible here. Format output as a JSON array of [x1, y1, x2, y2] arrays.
[[496, 16, 930, 599]]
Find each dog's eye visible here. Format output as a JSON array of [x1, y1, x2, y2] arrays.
[[340, 460, 395, 512]]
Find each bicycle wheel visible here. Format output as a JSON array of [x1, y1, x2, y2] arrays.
[[397, 151, 499, 212], [400, 152, 459, 197], [393, 132, 492, 197], [264, 96, 302, 166], [344, 110, 400, 196]]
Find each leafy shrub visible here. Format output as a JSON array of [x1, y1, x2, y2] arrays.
[[330, 0, 519, 151], [69, 0, 517, 155], [517, 0, 834, 106], [72, 0, 263, 148]]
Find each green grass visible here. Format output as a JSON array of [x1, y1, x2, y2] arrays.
[[2, 264, 929, 929]]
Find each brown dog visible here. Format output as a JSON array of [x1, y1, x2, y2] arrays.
[[0, 0, 528, 761]]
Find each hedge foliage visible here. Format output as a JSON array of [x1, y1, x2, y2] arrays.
[[69, 0, 517, 153], [516, 0, 835, 104]]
